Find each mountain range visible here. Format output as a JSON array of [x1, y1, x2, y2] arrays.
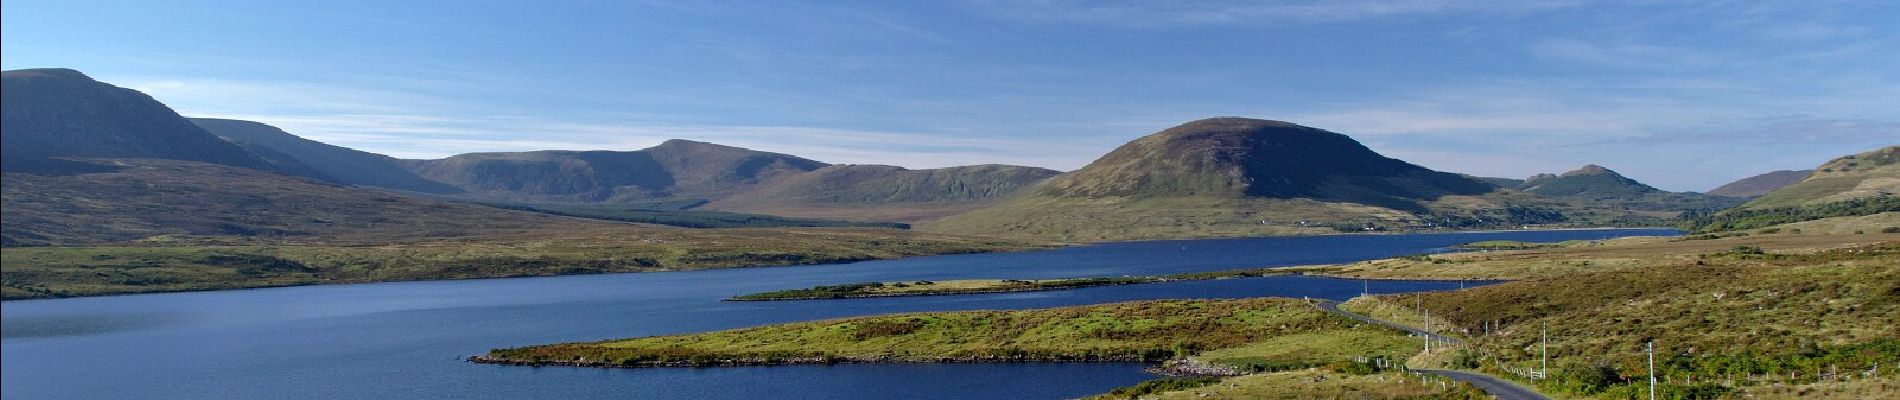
[[1, 67, 1880, 245]]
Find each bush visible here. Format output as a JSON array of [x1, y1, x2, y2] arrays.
[[1099, 377, 1220, 399]]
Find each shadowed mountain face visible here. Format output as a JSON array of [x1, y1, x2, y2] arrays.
[[1708, 170, 1813, 197], [702, 164, 1061, 222], [0, 69, 273, 173], [192, 118, 462, 193], [1744, 146, 1900, 209], [1036, 118, 1494, 210], [402, 140, 826, 203]]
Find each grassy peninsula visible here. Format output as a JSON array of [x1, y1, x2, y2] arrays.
[[0, 228, 1035, 300], [477, 298, 1407, 367], [728, 268, 1294, 301]]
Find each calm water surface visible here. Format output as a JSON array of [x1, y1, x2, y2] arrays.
[[1, 229, 1674, 399]]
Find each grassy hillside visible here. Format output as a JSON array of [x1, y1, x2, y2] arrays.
[[1679, 196, 1900, 233], [1394, 243, 1900, 399], [703, 164, 1058, 223], [1745, 146, 1900, 209]]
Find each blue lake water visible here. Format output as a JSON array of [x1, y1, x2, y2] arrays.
[[1, 228, 1674, 399]]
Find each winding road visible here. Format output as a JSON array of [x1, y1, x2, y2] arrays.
[[1313, 299, 1551, 400]]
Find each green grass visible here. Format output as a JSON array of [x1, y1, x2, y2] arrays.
[[1193, 329, 1422, 373], [1393, 243, 1900, 399], [480, 298, 1366, 366]]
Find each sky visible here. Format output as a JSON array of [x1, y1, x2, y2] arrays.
[[3, 0, 1896, 191]]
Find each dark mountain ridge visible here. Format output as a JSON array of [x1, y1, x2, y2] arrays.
[[1, 68, 274, 173]]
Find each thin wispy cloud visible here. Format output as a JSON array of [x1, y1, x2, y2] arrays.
[[967, 0, 1586, 25]]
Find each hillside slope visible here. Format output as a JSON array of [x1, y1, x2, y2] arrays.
[[1708, 170, 1812, 197], [0, 68, 274, 173], [192, 118, 461, 193], [1745, 146, 1900, 209]]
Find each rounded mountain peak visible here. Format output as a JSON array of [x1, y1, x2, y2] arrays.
[[1, 68, 93, 81], [1562, 164, 1619, 177], [1039, 117, 1490, 202]]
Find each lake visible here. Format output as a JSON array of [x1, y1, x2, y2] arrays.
[[0, 228, 1675, 399]]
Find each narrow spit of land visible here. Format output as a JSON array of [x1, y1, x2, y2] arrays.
[[725, 268, 1302, 301]]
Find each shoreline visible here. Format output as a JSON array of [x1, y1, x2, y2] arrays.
[[465, 353, 1163, 368]]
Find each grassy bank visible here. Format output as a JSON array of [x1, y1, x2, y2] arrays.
[[0, 228, 1036, 300]]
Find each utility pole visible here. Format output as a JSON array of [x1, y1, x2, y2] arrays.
[[1423, 310, 1432, 354], [1541, 321, 1548, 380], [1648, 341, 1657, 400]]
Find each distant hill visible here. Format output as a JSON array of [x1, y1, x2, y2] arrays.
[[397, 139, 1059, 222], [1708, 170, 1813, 197], [1502, 165, 1744, 213], [192, 118, 461, 193], [1518, 165, 1658, 198], [703, 164, 1060, 222], [922, 118, 1545, 240], [402, 140, 825, 203], [1033, 118, 1494, 209], [1, 68, 274, 173], [1744, 146, 1900, 209]]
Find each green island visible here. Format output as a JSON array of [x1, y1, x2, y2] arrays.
[[727, 268, 1299, 301]]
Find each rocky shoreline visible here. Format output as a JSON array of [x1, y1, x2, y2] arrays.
[[1145, 359, 1245, 377]]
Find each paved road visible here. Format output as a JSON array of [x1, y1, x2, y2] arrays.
[[1312, 299, 1460, 344], [1312, 299, 1551, 400], [1415, 369, 1552, 400]]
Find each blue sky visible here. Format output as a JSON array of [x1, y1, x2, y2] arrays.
[[4, 0, 1896, 191]]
